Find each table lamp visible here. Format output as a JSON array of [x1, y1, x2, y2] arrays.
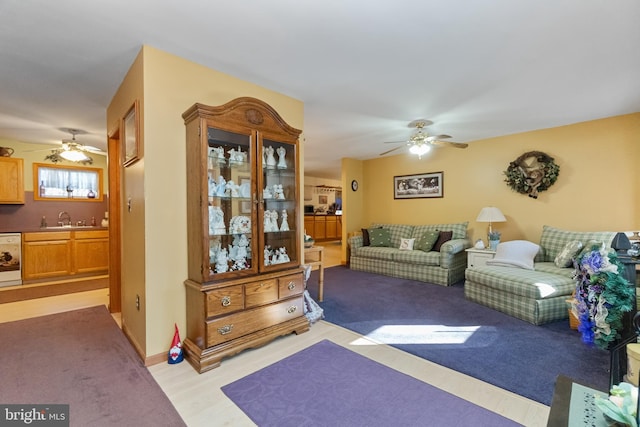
[[476, 206, 507, 237]]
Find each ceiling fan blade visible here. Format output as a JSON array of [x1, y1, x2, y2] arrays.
[[82, 145, 107, 155], [383, 140, 409, 144], [426, 134, 452, 141], [429, 140, 468, 149], [379, 145, 408, 156]]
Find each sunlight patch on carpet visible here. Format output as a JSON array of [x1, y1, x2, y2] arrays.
[[357, 324, 482, 344]]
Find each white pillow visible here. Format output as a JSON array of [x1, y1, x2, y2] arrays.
[[399, 238, 415, 251], [485, 240, 540, 270]]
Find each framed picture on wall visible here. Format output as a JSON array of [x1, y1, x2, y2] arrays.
[[318, 195, 328, 204], [393, 171, 443, 199], [123, 100, 140, 167]]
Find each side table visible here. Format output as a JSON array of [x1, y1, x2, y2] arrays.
[[304, 246, 325, 302], [465, 248, 496, 268]]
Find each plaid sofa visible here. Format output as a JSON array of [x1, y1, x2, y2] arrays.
[[348, 222, 470, 286], [464, 225, 617, 325]]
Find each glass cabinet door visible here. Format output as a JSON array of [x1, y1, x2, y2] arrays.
[[259, 138, 298, 270], [206, 127, 256, 278]]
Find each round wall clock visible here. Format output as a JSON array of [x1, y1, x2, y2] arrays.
[[351, 180, 359, 191]]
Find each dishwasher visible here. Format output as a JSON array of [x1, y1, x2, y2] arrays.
[[0, 233, 22, 287]]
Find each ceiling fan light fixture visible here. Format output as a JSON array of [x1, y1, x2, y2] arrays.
[[409, 143, 430, 157], [59, 149, 91, 162]]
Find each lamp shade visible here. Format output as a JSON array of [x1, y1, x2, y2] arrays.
[[476, 207, 506, 223]]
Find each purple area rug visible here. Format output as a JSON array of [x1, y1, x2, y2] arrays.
[[0, 306, 185, 427], [222, 340, 520, 427], [305, 266, 610, 406]]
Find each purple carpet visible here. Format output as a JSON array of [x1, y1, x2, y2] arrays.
[[222, 340, 521, 427], [306, 266, 610, 405], [0, 306, 185, 427]]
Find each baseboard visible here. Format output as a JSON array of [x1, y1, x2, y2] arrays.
[[0, 275, 108, 304]]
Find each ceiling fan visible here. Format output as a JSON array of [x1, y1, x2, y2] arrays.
[[38, 128, 106, 164], [379, 119, 468, 158]]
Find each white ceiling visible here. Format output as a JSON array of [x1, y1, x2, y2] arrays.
[[1, 1, 639, 180]]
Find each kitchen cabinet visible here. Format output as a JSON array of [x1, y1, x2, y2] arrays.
[[23, 230, 108, 281], [23, 231, 73, 280], [0, 157, 25, 204], [73, 230, 109, 274], [305, 215, 342, 241], [304, 216, 314, 238], [182, 97, 309, 373]]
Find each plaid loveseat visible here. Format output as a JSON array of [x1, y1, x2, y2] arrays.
[[464, 225, 617, 325], [348, 222, 471, 286]]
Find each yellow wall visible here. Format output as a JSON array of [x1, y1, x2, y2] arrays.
[[106, 50, 147, 354], [109, 45, 304, 358], [345, 113, 639, 245]]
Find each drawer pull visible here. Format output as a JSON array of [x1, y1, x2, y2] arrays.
[[221, 296, 231, 307], [217, 324, 234, 335], [287, 281, 296, 291], [287, 306, 297, 314]]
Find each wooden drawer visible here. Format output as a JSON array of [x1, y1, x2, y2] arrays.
[[245, 278, 278, 308], [23, 231, 71, 241], [205, 296, 304, 347], [279, 273, 304, 299], [75, 230, 109, 239], [205, 285, 244, 318]]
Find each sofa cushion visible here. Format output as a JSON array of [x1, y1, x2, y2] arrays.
[[465, 266, 575, 299], [353, 246, 397, 261], [393, 249, 440, 266], [370, 224, 415, 248], [538, 225, 616, 262], [415, 231, 440, 252], [554, 240, 583, 267], [369, 228, 391, 247], [433, 231, 453, 251], [486, 240, 540, 270], [399, 238, 415, 250], [412, 222, 469, 240], [534, 262, 576, 279]]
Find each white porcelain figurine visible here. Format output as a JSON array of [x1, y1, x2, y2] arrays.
[[276, 146, 287, 169]]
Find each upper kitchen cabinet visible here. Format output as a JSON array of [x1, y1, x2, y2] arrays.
[[0, 157, 25, 204]]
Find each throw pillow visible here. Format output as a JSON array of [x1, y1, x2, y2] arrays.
[[486, 240, 540, 270], [415, 231, 440, 252], [361, 228, 371, 246], [368, 228, 391, 247], [361, 226, 381, 246], [579, 240, 605, 257], [399, 238, 415, 251], [433, 230, 453, 252], [554, 240, 584, 268]]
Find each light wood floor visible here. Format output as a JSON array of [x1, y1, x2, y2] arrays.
[[0, 241, 550, 426]]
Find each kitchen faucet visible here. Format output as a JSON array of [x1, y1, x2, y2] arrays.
[[58, 211, 71, 226]]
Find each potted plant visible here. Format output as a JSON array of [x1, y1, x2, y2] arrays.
[[488, 231, 501, 250]]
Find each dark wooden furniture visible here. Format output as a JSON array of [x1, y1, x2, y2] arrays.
[[182, 98, 309, 373]]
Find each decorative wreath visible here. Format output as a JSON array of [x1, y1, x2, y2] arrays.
[[503, 151, 560, 199]]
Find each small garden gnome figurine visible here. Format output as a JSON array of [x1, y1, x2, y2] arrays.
[[168, 323, 184, 364]]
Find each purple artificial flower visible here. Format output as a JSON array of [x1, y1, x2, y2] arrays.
[[581, 250, 604, 274]]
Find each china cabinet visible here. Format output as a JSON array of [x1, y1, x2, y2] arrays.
[[182, 97, 309, 373]]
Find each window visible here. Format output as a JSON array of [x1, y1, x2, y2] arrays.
[[33, 163, 103, 201]]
